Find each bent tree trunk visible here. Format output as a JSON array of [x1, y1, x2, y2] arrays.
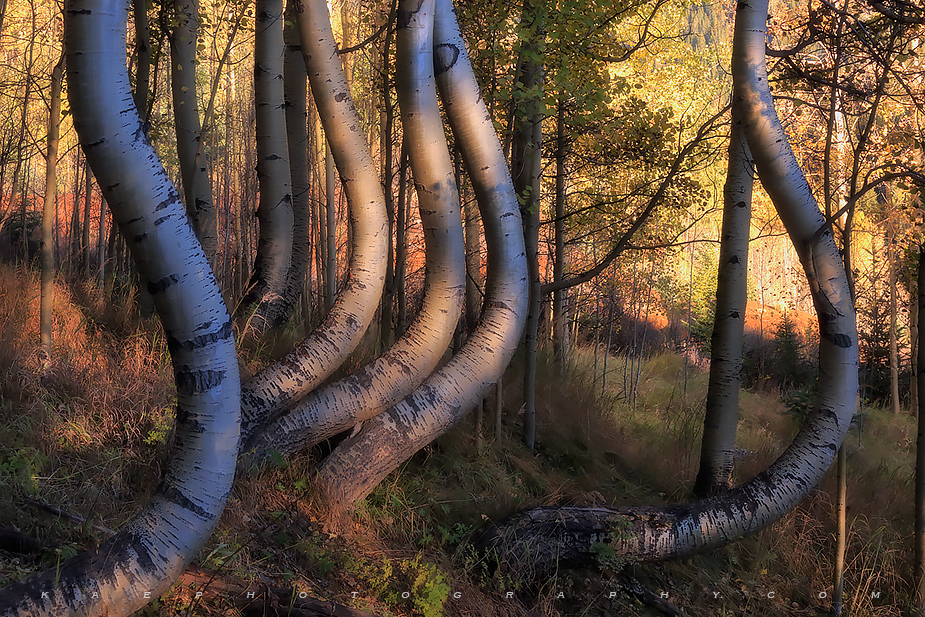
[[475, 0, 857, 575], [694, 117, 754, 497], [241, 0, 465, 460], [237, 0, 389, 440], [0, 2, 240, 615], [246, 0, 466, 453], [316, 0, 528, 507]]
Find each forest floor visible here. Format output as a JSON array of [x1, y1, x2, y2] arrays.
[[0, 266, 916, 617]]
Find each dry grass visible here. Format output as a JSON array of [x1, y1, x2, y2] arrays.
[[0, 266, 917, 616], [0, 265, 173, 582]]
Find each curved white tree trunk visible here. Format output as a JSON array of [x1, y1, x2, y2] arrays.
[[0, 2, 240, 615], [316, 0, 529, 506], [240, 0, 465, 461], [475, 0, 857, 573], [237, 0, 389, 438]]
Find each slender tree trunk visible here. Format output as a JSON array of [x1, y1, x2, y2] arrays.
[[890, 225, 900, 414], [313, 111, 326, 317], [0, 3, 240, 614], [132, 0, 150, 120], [832, 444, 847, 615], [395, 141, 410, 337], [170, 0, 217, 262], [283, 3, 311, 321], [316, 0, 528, 506], [552, 97, 568, 369], [917, 244, 925, 615], [913, 277, 919, 412], [241, 0, 294, 336], [82, 159, 92, 277], [694, 117, 754, 497], [69, 155, 82, 269], [512, 0, 545, 450], [41, 55, 64, 361], [379, 7, 396, 347], [325, 140, 336, 310]]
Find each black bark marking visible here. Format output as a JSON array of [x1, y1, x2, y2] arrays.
[[174, 406, 206, 434], [154, 215, 170, 226], [397, 0, 425, 28], [434, 44, 460, 77], [334, 91, 347, 102], [86, 137, 106, 149], [825, 332, 853, 348], [133, 232, 148, 243], [148, 274, 180, 295], [155, 193, 180, 211], [161, 484, 212, 520], [728, 254, 739, 264], [67, 8, 92, 15], [175, 369, 227, 397], [107, 183, 120, 191], [166, 319, 234, 353]]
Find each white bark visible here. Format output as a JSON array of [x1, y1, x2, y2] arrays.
[[170, 0, 217, 262], [242, 0, 294, 335], [241, 0, 465, 461], [475, 0, 857, 572], [0, 2, 240, 615], [316, 0, 528, 506], [694, 118, 753, 496], [237, 0, 389, 438]]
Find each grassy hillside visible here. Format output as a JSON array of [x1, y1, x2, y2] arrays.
[[0, 266, 915, 616]]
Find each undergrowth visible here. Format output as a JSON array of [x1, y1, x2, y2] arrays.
[[0, 264, 915, 616]]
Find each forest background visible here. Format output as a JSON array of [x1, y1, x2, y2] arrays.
[[0, 0, 923, 615]]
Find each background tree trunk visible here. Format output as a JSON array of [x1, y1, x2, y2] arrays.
[[552, 97, 568, 369], [512, 0, 545, 450], [283, 3, 311, 324], [41, 54, 64, 361], [241, 0, 294, 336], [694, 117, 753, 497], [170, 0, 218, 263], [916, 245, 925, 615]]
